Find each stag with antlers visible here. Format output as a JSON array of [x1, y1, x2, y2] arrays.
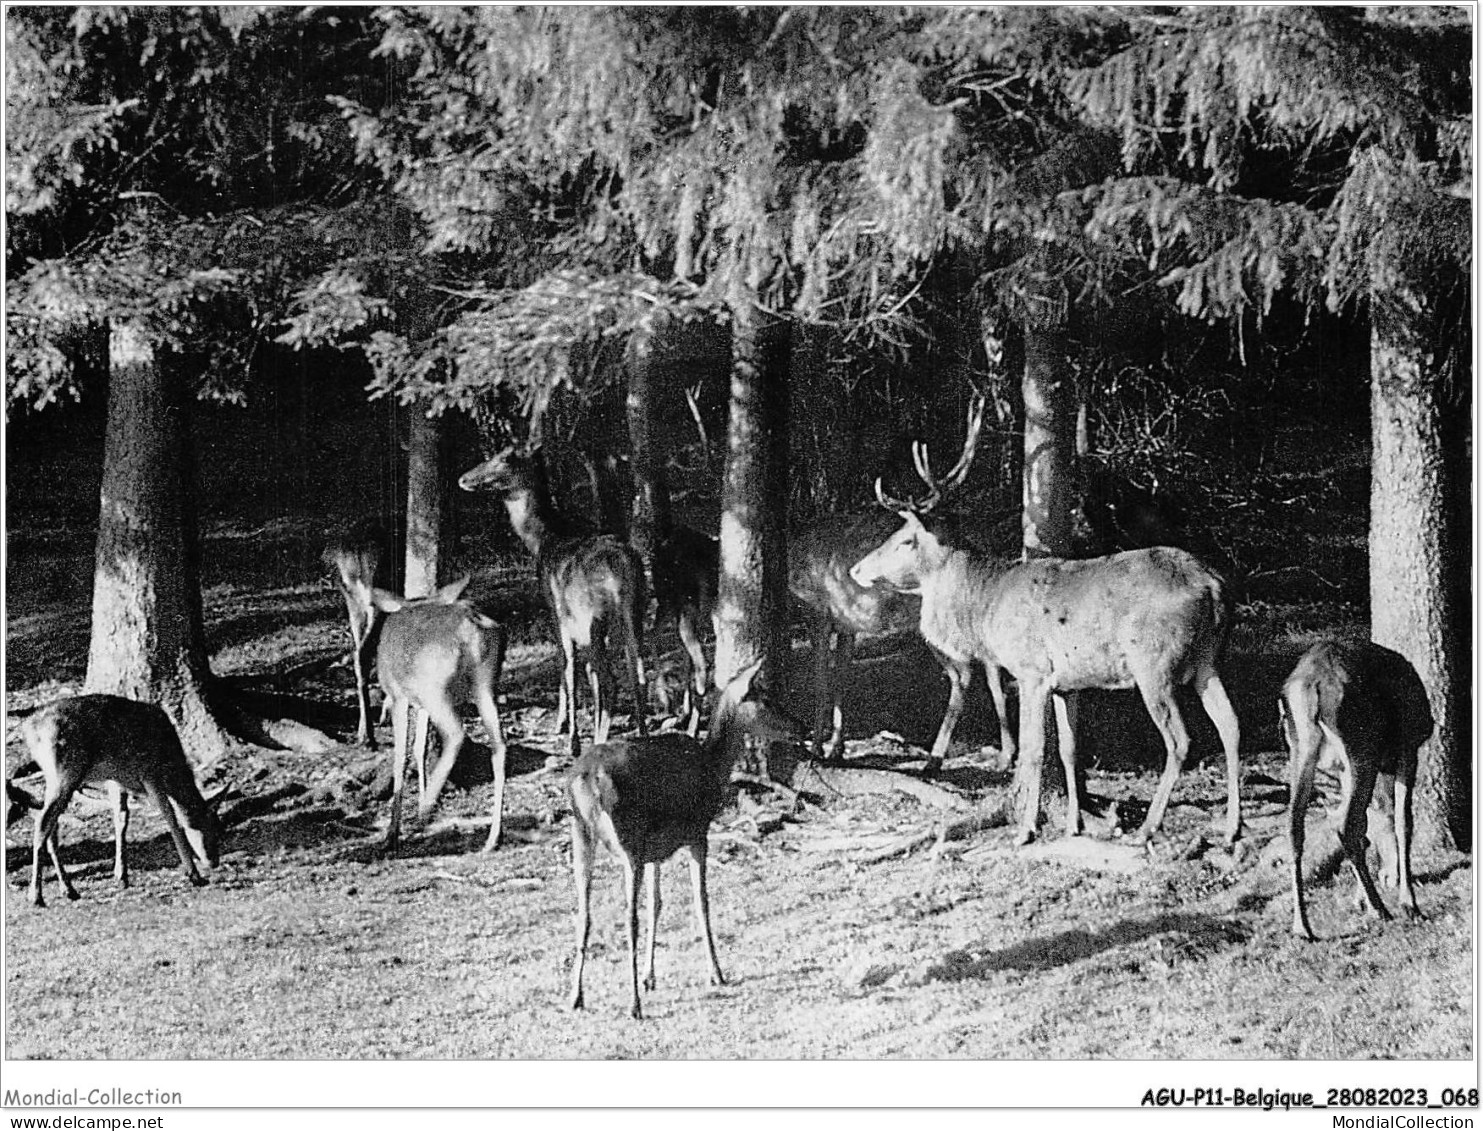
[[851, 396, 1241, 846]]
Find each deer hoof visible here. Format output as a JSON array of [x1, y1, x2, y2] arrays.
[[629, 1003, 644, 1021], [1401, 903, 1423, 922]]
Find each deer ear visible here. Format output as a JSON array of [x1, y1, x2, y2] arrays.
[[437, 576, 471, 603], [369, 587, 406, 614]]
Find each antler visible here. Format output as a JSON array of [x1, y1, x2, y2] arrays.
[[875, 393, 987, 516]]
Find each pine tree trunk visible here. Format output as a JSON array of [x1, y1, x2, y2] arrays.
[[1020, 322, 1077, 558], [713, 301, 789, 690], [626, 327, 671, 561], [404, 410, 452, 598], [1369, 326, 1466, 853], [84, 321, 228, 765]]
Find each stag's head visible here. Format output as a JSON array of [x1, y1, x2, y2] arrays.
[[851, 395, 985, 595]]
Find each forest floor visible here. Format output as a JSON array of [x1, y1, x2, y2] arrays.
[[1, 381, 1473, 1075]]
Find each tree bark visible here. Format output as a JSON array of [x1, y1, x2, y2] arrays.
[[1369, 325, 1466, 853], [404, 409, 453, 598], [1020, 322, 1078, 559], [625, 326, 671, 561], [713, 299, 790, 691], [84, 321, 229, 764]]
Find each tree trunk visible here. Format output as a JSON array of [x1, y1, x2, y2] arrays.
[[1020, 322, 1078, 558], [404, 409, 453, 598], [84, 321, 229, 765], [1011, 320, 1092, 837], [626, 327, 671, 561], [1369, 325, 1466, 853], [713, 300, 790, 690]]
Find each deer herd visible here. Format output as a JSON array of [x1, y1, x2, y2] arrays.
[[7, 398, 1435, 1018]]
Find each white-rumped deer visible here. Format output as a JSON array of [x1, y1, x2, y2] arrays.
[[355, 576, 508, 854], [567, 658, 804, 1020], [1281, 640, 1430, 940], [459, 447, 647, 747], [850, 402, 1241, 847], [323, 519, 391, 746], [18, 695, 222, 907]]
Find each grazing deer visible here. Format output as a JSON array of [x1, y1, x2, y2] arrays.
[[323, 519, 391, 747], [1281, 640, 1430, 940], [850, 401, 1241, 847], [651, 523, 720, 735], [459, 446, 648, 746], [18, 695, 222, 907], [567, 658, 804, 1020], [354, 576, 508, 854]]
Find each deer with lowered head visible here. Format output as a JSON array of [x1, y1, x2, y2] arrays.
[[567, 657, 804, 1020], [1281, 640, 1430, 940], [17, 694, 223, 907], [459, 445, 647, 748], [850, 396, 1242, 847]]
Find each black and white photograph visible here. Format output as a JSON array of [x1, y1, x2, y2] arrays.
[[1, 4, 1475, 1120]]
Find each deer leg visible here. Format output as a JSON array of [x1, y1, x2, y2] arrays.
[[828, 631, 855, 762], [986, 663, 1016, 768], [143, 781, 208, 888], [383, 697, 411, 852], [688, 840, 725, 987], [1130, 686, 1191, 845], [624, 855, 644, 1020], [642, 861, 662, 991], [111, 781, 131, 888], [1284, 702, 1321, 940], [30, 786, 78, 907], [476, 683, 508, 854], [411, 707, 432, 809], [807, 615, 832, 761], [417, 702, 466, 825], [677, 609, 706, 735], [588, 635, 612, 745], [1195, 667, 1243, 845], [568, 815, 594, 1011], [350, 608, 376, 748], [556, 634, 578, 739], [926, 648, 971, 773], [1013, 684, 1050, 846], [1051, 691, 1081, 838], [1334, 747, 1391, 925], [626, 615, 648, 738], [1393, 756, 1421, 919]]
